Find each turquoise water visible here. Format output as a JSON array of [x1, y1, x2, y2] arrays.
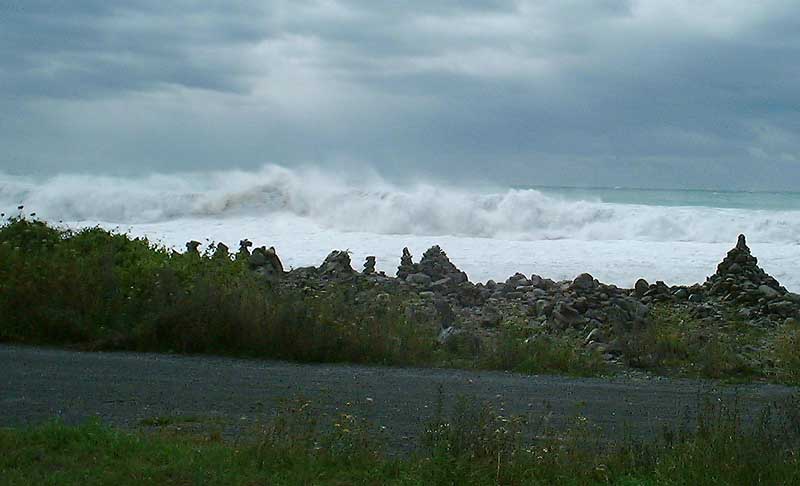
[[530, 186, 800, 210]]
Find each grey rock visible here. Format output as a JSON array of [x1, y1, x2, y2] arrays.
[[553, 302, 580, 326], [634, 278, 650, 296], [407, 273, 432, 286], [688, 293, 703, 303], [759, 285, 780, 299], [584, 328, 605, 345], [673, 288, 689, 299], [572, 273, 597, 291]]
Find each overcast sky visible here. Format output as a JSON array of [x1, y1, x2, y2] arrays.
[[1, 0, 799, 189]]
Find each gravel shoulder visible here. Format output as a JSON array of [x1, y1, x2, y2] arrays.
[[1, 344, 796, 451]]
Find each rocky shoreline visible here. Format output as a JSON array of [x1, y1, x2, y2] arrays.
[[189, 234, 800, 372]]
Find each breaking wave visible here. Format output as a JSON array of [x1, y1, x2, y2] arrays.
[[2, 165, 800, 244]]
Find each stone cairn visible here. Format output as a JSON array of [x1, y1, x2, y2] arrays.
[[185, 240, 201, 255], [249, 246, 285, 282], [237, 239, 253, 260], [396, 247, 415, 280], [703, 234, 797, 318], [396, 245, 470, 289], [319, 250, 355, 279], [363, 256, 376, 275], [418, 245, 468, 285], [212, 242, 229, 260]]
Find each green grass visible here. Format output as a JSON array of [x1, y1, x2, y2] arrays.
[[2, 394, 800, 485], [621, 305, 758, 379], [483, 330, 607, 377], [775, 320, 800, 383]]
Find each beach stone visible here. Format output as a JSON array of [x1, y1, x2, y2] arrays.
[[584, 328, 605, 345], [572, 273, 596, 291], [688, 293, 703, 303], [553, 302, 580, 326], [479, 306, 503, 328], [768, 300, 796, 317], [673, 288, 689, 300], [634, 278, 649, 296], [759, 285, 780, 299], [407, 273, 432, 286]]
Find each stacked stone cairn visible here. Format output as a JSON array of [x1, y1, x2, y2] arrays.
[[237, 239, 253, 260], [212, 242, 229, 260], [249, 246, 285, 282], [396, 248, 416, 280], [702, 234, 799, 319], [185, 240, 201, 255], [319, 250, 355, 280], [362, 256, 377, 275]]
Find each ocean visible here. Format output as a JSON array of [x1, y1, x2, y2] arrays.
[[2, 165, 800, 291]]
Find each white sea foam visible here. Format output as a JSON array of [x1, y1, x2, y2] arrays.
[[3, 165, 800, 290], [3, 165, 800, 244]]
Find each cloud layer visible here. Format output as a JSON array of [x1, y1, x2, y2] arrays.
[[1, 0, 799, 189]]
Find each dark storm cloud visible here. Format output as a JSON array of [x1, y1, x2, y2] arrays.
[[1, 0, 799, 189]]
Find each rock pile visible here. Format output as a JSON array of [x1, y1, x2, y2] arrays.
[[249, 246, 284, 282], [363, 256, 376, 275], [195, 231, 800, 367], [418, 246, 469, 286], [185, 240, 201, 255], [396, 248, 416, 280], [396, 245, 470, 288], [703, 234, 798, 319], [213, 242, 229, 260], [237, 239, 253, 260], [319, 250, 355, 279]]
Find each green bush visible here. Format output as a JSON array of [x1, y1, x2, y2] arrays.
[[0, 217, 435, 367]]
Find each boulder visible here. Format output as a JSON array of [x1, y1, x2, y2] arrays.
[[634, 278, 650, 296], [406, 273, 432, 286], [759, 285, 780, 299], [571, 273, 596, 291]]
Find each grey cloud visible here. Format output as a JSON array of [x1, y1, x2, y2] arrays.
[[0, 0, 799, 190]]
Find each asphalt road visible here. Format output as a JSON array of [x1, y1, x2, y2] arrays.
[[1, 344, 796, 451]]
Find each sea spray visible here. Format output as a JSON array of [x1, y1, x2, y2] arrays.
[[3, 165, 800, 244]]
